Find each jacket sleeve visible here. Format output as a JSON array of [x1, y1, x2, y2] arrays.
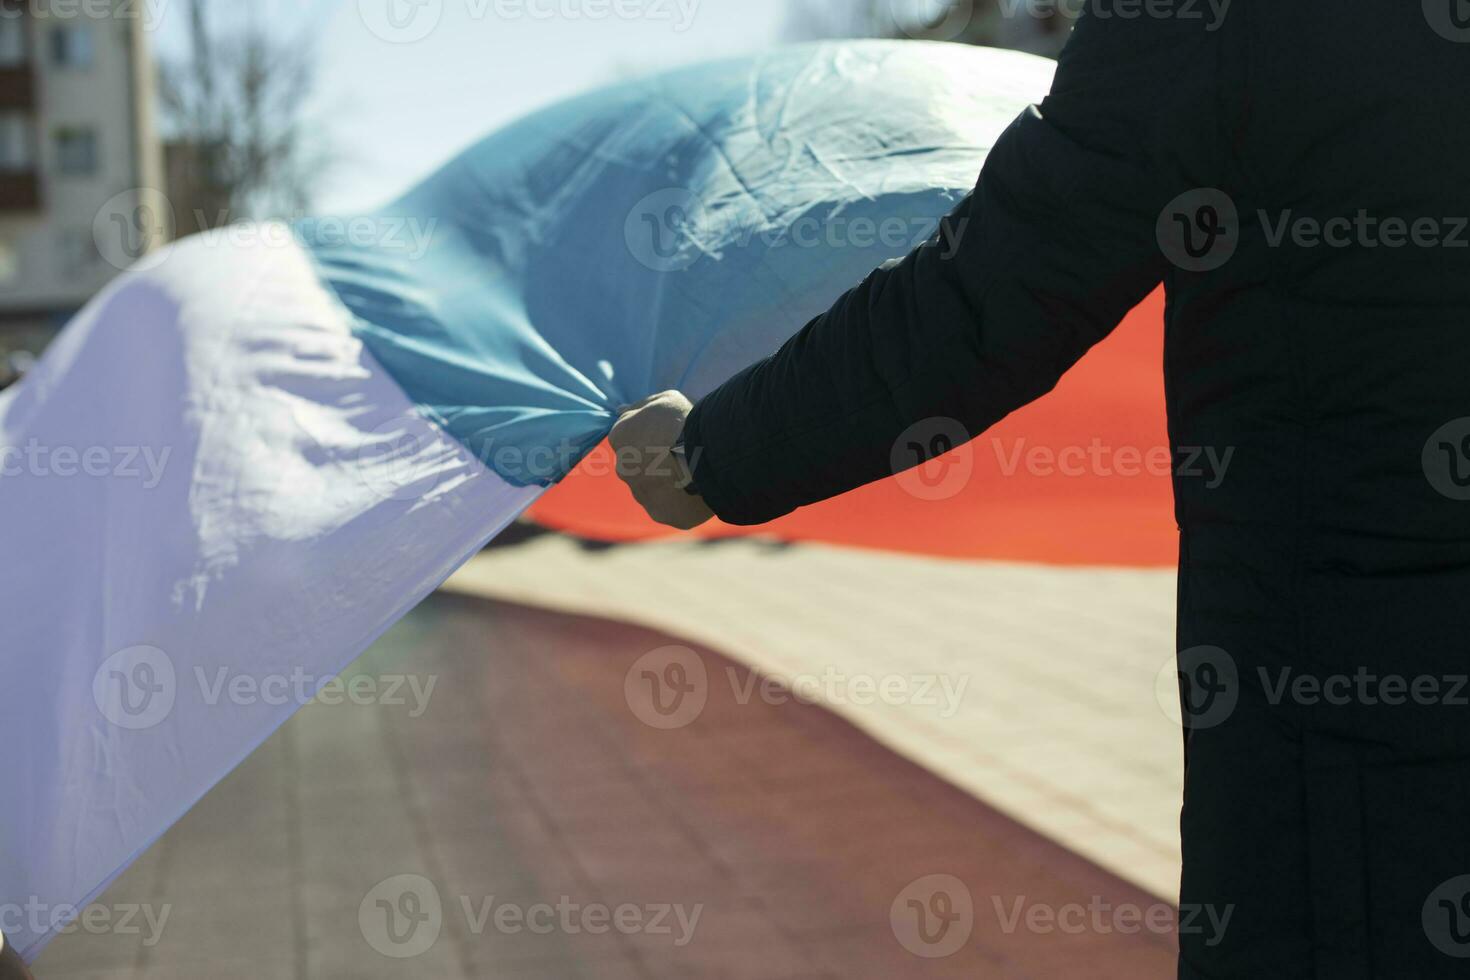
[[681, 7, 1221, 526]]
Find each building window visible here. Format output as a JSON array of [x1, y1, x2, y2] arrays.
[[0, 13, 26, 67], [50, 24, 93, 69], [54, 127, 97, 176], [0, 111, 32, 171]]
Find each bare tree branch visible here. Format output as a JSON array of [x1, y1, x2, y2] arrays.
[[158, 0, 332, 230]]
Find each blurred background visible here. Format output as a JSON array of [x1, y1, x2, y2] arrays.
[[0, 0, 1078, 389], [2, 3, 1191, 978]]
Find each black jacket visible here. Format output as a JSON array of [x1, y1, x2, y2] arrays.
[[683, 4, 1470, 977]]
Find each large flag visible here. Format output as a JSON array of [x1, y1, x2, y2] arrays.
[[529, 288, 1172, 566], [0, 42, 1161, 961]]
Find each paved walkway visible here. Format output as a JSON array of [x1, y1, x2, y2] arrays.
[[35, 589, 1178, 978], [444, 533, 1184, 900]]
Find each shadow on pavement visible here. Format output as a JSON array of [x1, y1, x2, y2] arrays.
[[35, 593, 1177, 979]]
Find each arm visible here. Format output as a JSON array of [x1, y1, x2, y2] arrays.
[[617, 5, 1224, 526]]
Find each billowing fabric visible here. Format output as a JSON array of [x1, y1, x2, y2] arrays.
[[685, 4, 1470, 977], [0, 43, 1065, 961], [0, 227, 542, 960], [529, 289, 1174, 565], [299, 41, 1055, 487]]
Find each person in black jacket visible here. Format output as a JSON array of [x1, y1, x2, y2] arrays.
[[613, 2, 1470, 977]]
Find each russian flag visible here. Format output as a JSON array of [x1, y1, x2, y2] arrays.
[[0, 41, 1166, 961]]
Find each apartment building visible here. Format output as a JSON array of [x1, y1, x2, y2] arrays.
[[0, 0, 164, 381]]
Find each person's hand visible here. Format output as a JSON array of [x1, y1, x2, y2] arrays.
[[0, 930, 36, 980], [610, 391, 715, 531]]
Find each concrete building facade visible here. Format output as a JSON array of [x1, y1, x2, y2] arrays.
[[0, 0, 164, 378]]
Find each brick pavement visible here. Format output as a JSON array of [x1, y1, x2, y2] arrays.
[[34, 588, 1179, 979], [443, 533, 1184, 900]]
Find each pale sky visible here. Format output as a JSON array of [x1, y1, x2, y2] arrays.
[[150, 0, 806, 214]]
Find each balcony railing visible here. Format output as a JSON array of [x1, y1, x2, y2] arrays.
[[0, 170, 40, 211]]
